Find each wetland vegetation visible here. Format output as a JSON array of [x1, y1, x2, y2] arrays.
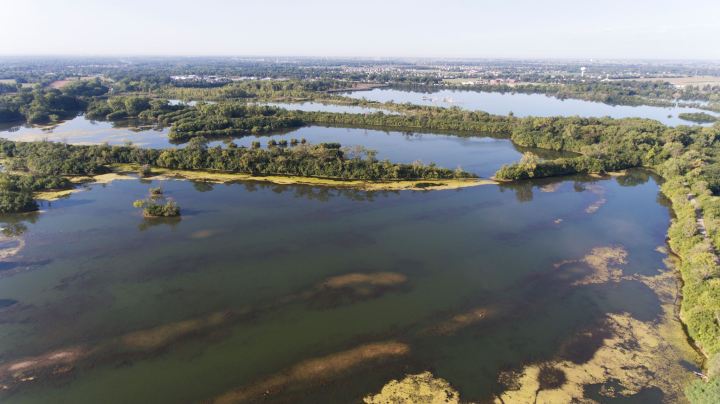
[[0, 57, 719, 402], [133, 187, 180, 217], [679, 112, 719, 124], [0, 137, 475, 213]]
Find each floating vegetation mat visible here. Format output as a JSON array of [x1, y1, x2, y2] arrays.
[[364, 371, 459, 404]]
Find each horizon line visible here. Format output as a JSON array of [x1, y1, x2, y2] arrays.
[[1, 54, 720, 63]]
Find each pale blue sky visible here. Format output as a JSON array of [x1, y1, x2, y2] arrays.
[[2, 0, 719, 59]]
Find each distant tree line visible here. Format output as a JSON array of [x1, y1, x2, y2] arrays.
[[429, 80, 720, 112], [0, 78, 108, 124]]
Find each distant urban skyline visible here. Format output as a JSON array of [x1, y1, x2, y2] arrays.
[[3, 0, 720, 60]]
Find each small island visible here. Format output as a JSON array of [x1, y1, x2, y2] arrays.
[[678, 112, 718, 124], [133, 187, 180, 217]]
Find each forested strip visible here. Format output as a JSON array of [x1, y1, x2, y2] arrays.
[[0, 138, 474, 213]]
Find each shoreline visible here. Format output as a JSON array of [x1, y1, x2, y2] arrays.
[[32, 166, 493, 202], [498, 167, 717, 380], [111, 164, 496, 191], [20, 163, 713, 400], [24, 160, 717, 388]]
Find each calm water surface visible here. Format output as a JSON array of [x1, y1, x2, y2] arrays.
[[344, 88, 719, 126], [0, 116, 172, 148], [262, 102, 396, 114], [213, 126, 572, 178], [0, 170, 697, 403], [0, 119, 567, 177]]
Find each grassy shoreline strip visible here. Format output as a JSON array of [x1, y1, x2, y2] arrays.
[[113, 163, 494, 191]]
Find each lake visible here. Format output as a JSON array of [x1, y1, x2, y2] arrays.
[[343, 88, 719, 126], [0, 116, 173, 148], [0, 118, 567, 178], [0, 169, 698, 402], [262, 102, 396, 114], [212, 126, 572, 178]]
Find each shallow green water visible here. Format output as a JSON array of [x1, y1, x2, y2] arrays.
[[0, 169, 697, 402]]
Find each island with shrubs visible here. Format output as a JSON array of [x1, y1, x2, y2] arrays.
[[133, 187, 180, 218]]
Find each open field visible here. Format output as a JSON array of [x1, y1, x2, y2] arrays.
[[629, 75, 720, 87]]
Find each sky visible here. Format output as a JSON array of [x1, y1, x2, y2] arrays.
[[2, 0, 719, 60]]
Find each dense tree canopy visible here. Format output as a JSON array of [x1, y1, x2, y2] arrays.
[[0, 138, 473, 214]]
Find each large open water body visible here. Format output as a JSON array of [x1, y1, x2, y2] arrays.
[[0, 169, 699, 402], [0, 96, 702, 402]]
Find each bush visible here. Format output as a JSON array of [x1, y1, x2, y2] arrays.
[[143, 200, 180, 217], [138, 164, 152, 178], [0, 173, 72, 213], [685, 377, 720, 403], [0, 191, 37, 213], [133, 188, 180, 217]]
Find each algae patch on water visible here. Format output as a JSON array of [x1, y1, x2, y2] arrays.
[[555, 246, 627, 286], [495, 312, 693, 403], [364, 371, 460, 404], [498, 258, 699, 403]]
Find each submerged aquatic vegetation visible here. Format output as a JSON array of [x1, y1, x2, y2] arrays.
[[0, 310, 237, 393], [427, 307, 493, 336], [119, 311, 229, 351], [211, 341, 410, 403], [307, 272, 410, 308], [320, 272, 408, 289], [496, 312, 693, 403], [497, 263, 698, 403]]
